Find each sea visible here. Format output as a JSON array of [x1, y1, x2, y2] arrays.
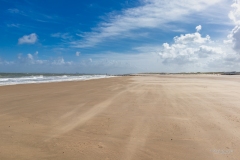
[[0, 73, 113, 86]]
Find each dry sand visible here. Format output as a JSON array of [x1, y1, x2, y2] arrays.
[[0, 75, 240, 160]]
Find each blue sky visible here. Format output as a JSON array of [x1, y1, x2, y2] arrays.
[[0, 0, 239, 74]]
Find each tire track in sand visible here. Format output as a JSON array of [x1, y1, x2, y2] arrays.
[[122, 87, 158, 160], [46, 82, 139, 141], [46, 89, 128, 140]]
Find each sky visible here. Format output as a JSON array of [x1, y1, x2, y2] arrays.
[[0, 0, 240, 74]]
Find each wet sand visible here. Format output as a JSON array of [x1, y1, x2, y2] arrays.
[[0, 75, 240, 160]]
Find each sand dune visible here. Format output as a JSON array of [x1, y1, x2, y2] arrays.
[[0, 75, 240, 160]]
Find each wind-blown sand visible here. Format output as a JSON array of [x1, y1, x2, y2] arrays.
[[0, 75, 240, 160]]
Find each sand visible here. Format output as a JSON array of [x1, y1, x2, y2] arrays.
[[0, 75, 240, 160]]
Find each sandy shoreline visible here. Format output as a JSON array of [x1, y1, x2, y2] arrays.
[[0, 75, 240, 160]]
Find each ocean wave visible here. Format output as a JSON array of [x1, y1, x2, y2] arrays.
[[0, 75, 113, 86]]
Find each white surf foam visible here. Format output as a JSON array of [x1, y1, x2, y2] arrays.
[[0, 75, 113, 86]]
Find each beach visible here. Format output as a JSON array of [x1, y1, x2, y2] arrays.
[[0, 75, 240, 160]]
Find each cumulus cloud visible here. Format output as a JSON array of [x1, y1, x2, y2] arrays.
[[76, 51, 80, 56], [225, 0, 240, 53], [232, 26, 240, 52], [228, 1, 240, 24], [159, 25, 225, 65], [27, 54, 33, 60], [18, 33, 38, 44], [15, 53, 73, 66], [196, 25, 202, 32], [17, 53, 33, 64], [196, 46, 224, 58], [52, 57, 72, 65], [173, 32, 211, 44], [159, 43, 197, 64]]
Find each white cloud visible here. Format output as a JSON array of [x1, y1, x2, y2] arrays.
[[0, 58, 14, 65], [158, 25, 227, 65], [52, 58, 65, 65], [232, 25, 240, 52], [72, 0, 226, 48], [228, 1, 240, 25], [35, 51, 38, 55], [8, 8, 20, 14], [225, 0, 240, 53], [17, 53, 33, 64], [52, 57, 72, 65], [27, 54, 33, 60], [173, 32, 211, 44], [196, 25, 202, 32], [7, 24, 20, 28], [18, 33, 38, 44], [15, 53, 74, 66], [196, 45, 224, 58], [51, 33, 72, 40], [76, 51, 80, 56]]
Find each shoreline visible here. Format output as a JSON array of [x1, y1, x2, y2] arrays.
[[0, 75, 115, 87]]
